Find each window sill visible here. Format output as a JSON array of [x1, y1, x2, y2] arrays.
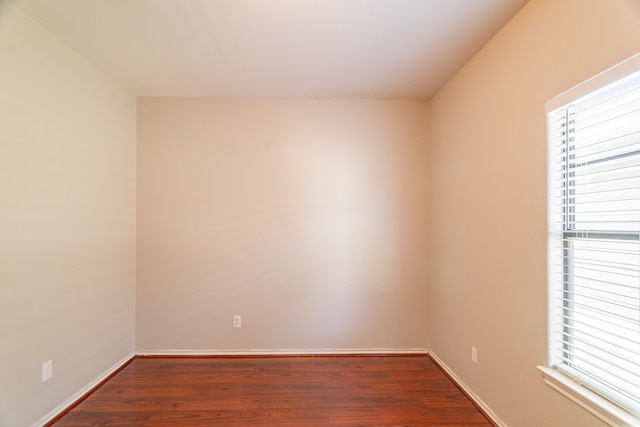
[[537, 366, 639, 427]]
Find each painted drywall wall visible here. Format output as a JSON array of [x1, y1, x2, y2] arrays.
[[0, 2, 137, 426], [137, 98, 429, 352], [428, 0, 640, 426]]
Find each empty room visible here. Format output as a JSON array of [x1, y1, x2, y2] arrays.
[[1, 0, 639, 426]]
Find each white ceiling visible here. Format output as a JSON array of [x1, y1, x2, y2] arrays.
[[10, 0, 529, 99]]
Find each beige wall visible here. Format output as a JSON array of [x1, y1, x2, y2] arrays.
[[0, 2, 137, 426], [428, 0, 640, 426], [137, 98, 429, 352]]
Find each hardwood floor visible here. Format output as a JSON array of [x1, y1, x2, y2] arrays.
[[49, 355, 494, 426]]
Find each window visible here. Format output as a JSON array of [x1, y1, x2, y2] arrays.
[[543, 54, 640, 426]]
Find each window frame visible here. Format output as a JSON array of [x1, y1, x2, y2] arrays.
[[540, 52, 640, 427]]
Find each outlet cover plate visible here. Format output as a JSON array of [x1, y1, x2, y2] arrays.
[[42, 360, 53, 382]]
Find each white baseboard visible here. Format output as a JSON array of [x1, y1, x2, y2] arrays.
[[428, 351, 507, 427], [136, 348, 429, 356], [33, 352, 136, 427]]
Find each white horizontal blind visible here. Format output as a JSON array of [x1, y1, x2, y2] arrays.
[[548, 66, 640, 417]]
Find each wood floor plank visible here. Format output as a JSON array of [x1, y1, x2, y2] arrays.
[[48, 355, 494, 426]]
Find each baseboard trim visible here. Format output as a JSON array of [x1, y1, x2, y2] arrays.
[[136, 348, 429, 356], [34, 352, 136, 427], [428, 351, 507, 427]]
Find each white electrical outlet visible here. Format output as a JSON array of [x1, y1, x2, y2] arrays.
[[42, 360, 53, 382], [233, 315, 241, 328], [471, 346, 478, 365]]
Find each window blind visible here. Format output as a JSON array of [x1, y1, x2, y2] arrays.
[[547, 65, 640, 417]]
